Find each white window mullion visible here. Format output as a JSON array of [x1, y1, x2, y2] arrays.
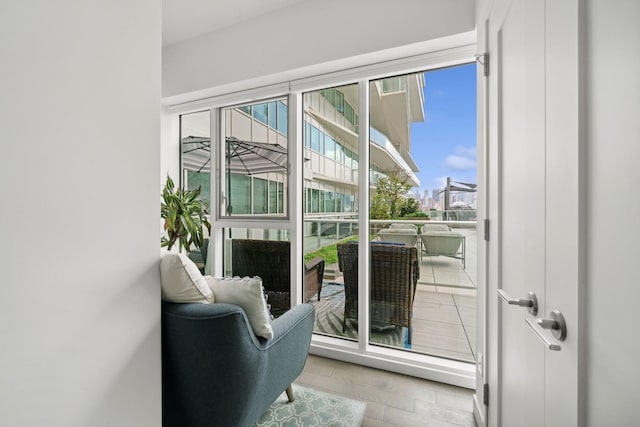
[[289, 91, 303, 308], [210, 107, 224, 277], [357, 79, 371, 353]]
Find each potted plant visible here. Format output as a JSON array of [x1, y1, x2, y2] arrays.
[[161, 175, 211, 252]]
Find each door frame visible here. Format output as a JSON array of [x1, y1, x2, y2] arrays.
[[477, 0, 585, 425]]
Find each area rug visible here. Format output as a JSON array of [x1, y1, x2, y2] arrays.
[[255, 384, 366, 427], [313, 283, 410, 348]]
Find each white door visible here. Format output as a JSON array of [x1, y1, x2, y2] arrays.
[[481, 0, 581, 425]]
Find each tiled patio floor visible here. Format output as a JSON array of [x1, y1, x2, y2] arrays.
[[413, 227, 476, 361], [411, 286, 476, 362]]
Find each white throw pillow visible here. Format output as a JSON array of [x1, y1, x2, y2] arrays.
[[206, 276, 274, 340], [160, 252, 213, 303]]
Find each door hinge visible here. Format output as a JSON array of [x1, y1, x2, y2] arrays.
[[483, 383, 489, 405], [484, 219, 490, 241], [475, 52, 489, 77]]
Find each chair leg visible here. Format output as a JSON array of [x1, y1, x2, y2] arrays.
[[286, 385, 294, 403]]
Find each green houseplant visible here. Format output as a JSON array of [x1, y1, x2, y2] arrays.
[[161, 175, 211, 251]]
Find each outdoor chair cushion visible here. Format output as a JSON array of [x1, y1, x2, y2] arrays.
[[421, 223, 452, 232], [389, 222, 418, 231], [420, 231, 463, 257], [377, 228, 419, 247]]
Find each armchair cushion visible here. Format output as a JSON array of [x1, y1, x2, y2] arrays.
[[206, 276, 274, 339], [160, 252, 213, 303]]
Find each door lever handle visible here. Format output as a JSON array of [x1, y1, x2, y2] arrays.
[[538, 319, 557, 329], [525, 318, 561, 351], [497, 289, 538, 316], [537, 310, 567, 341]]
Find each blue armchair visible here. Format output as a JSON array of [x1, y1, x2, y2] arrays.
[[162, 302, 315, 427]]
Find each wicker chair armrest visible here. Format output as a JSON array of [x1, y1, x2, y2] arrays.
[[305, 256, 325, 272], [303, 257, 325, 302]]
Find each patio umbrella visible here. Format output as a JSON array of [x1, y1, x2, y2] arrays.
[[182, 136, 211, 173], [182, 135, 289, 215], [181, 135, 288, 175], [225, 136, 287, 175]]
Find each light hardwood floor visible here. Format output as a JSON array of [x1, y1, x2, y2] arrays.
[[295, 355, 477, 427]]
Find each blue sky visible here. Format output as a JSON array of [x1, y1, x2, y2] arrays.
[[410, 63, 477, 196]]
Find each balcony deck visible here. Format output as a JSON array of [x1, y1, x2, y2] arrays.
[[412, 226, 476, 362], [311, 226, 477, 363]]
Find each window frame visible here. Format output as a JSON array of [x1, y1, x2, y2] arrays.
[[166, 38, 479, 389], [218, 95, 291, 222]]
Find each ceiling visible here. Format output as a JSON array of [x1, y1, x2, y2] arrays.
[[162, 0, 307, 47]]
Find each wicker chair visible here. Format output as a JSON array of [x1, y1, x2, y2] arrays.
[[231, 239, 325, 315], [337, 242, 419, 343]]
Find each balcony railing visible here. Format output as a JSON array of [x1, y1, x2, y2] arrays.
[[369, 126, 419, 185]]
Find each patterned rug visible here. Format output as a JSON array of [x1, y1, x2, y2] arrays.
[[313, 283, 410, 348], [255, 384, 366, 427]]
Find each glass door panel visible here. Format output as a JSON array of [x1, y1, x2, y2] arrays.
[[303, 83, 360, 341], [368, 64, 478, 363]]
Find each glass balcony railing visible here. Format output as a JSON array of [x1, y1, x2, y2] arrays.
[[382, 76, 407, 93], [370, 126, 419, 185]]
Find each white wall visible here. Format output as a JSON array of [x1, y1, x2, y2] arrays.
[[162, 0, 475, 102], [0, 2, 161, 426], [585, 0, 640, 424], [161, 107, 181, 186]]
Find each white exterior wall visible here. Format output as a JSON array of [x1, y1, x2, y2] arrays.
[[162, 0, 475, 102], [585, 0, 640, 424], [0, 2, 161, 426]]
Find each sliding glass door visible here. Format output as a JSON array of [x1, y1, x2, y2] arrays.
[[367, 66, 477, 362], [303, 64, 477, 364]]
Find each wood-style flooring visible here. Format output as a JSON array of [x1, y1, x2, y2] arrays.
[[295, 354, 477, 426]]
